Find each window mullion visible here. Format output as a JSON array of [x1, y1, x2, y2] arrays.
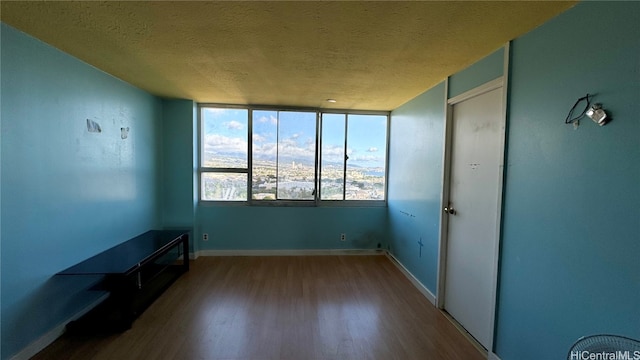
[[248, 109, 253, 200], [275, 111, 280, 200], [315, 112, 321, 204], [201, 167, 248, 173], [342, 114, 348, 201]]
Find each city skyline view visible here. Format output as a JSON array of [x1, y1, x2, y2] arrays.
[[201, 107, 387, 201]]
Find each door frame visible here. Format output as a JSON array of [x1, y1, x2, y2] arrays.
[[435, 42, 510, 354]]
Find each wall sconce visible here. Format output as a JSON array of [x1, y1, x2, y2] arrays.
[[585, 104, 608, 126], [565, 94, 611, 128]]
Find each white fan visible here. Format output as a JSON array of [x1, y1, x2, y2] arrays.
[[568, 335, 640, 359]]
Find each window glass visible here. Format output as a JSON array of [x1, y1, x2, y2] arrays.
[[252, 110, 278, 200], [345, 114, 387, 200], [199, 105, 387, 204], [201, 172, 247, 201], [321, 113, 346, 200], [276, 111, 317, 200], [202, 108, 248, 168]]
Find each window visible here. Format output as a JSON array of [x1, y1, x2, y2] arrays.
[[200, 105, 388, 205], [252, 110, 317, 201], [200, 107, 248, 201], [320, 113, 387, 201]]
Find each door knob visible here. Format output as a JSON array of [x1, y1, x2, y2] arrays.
[[444, 207, 456, 215]]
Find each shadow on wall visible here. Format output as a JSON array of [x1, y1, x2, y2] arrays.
[[3, 274, 106, 357], [349, 231, 385, 249]]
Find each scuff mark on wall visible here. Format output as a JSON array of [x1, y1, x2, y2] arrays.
[[399, 210, 416, 218], [86, 118, 101, 133]]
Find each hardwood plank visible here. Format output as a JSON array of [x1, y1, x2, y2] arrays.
[[32, 256, 484, 360]]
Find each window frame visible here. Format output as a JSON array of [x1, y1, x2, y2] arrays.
[[198, 105, 250, 203], [198, 104, 389, 207], [250, 107, 319, 206]]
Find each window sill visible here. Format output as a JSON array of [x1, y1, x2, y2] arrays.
[[198, 200, 387, 208]]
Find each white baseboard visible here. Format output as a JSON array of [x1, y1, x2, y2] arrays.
[[10, 293, 109, 360], [197, 249, 386, 257], [179, 253, 199, 260], [385, 252, 436, 305], [488, 352, 501, 360]]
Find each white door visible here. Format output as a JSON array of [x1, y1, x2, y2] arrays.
[[444, 85, 503, 349]]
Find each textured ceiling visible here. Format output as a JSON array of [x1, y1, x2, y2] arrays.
[[0, 1, 575, 110]]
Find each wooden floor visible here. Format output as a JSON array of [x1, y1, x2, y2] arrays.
[[33, 255, 484, 360]]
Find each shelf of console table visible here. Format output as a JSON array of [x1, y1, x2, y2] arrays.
[[58, 229, 190, 332]]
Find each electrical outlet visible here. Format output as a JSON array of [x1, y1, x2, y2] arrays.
[[203, 233, 209, 241], [340, 233, 346, 241]]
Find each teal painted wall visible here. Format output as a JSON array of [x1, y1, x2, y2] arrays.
[[448, 47, 504, 99], [192, 103, 200, 254], [161, 99, 195, 228], [495, 2, 640, 359], [0, 24, 162, 359], [197, 206, 387, 251], [385, 47, 504, 296], [387, 82, 446, 293], [161, 99, 197, 253]]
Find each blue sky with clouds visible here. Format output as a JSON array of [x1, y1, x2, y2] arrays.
[[202, 108, 386, 169]]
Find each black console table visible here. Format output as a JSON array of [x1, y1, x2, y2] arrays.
[[58, 230, 190, 332]]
